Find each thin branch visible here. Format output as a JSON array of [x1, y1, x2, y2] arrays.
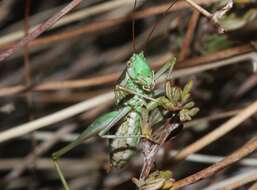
[[0, 51, 255, 143], [234, 73, 257, 98], [175, 99, 257, 160], [0, 73, 119, 96], [23, 0, 31, 87], [249, 181, 257, 190], [185, 109, 241, 128], [5, 124, 75, 180], [0, 0, 83, 62], [0, 50, 255, 97], [183, 0, 233, 33], [202, 170, 257, 190], [22, 0, 39, 176], [0, 92, 114, 143], [220, 171, 257, 190], [169, 151, 257, 167], [183, 0, 212, 18], [176, 43, 254, 68], [0, 0, 218, 50], [140, 119, 178, 180], [0, 52, 255, 143], [0, 158, 104, 173], [212, 0, 233, 24], [178, 10, 200, 61], [172, 137, 257, 189], [0, 0, 146, 47]]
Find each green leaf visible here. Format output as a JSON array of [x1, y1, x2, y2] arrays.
[[171, 87, 182, 103], [165, 81, 172, 100], [189, 107, 200, 117], [184, 101, 195, 109], [179, 109, 192, 122], [160, 97, 174, 110], [182, 80, 193, 103]]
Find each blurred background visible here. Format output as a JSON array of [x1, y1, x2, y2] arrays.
[[0, 0, 257, 189]]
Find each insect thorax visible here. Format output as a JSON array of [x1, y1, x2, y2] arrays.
[[115, 75, 150, 108]]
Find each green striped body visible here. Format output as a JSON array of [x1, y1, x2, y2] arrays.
[[109, 109, 141, 167], [110, 52, 154, 168]]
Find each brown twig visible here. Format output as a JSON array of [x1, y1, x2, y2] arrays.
[[185, 108, 242, 128], [0, 0, 217, 50], [202, 170, 257, 190], [175, 100, 257, 160], [0, 73, 119, 96], [23, 0, 33, 110], [234, 73, 257, 98], [183, 0, 212, 19], [178, 10, 200, 61], [212, 0, 233, 20], [172, 137, 257, 189], [0, 0, 141, 46], [23, 0, 31, 87], [0, 43, 254, 97], [220, 171, 257, 190], [22, 0, 39, 177], [183, 0, 233, 33], [176, 43, 253, 68], [5, 124, 76, 180], [249, 181, 257, 190], [0, 92, 114, 143], [33, 90, 112, 103], [140, 119, 178, 180], [0, 0, 83, 62]]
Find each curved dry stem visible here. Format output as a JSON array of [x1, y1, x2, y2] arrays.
[[175, 100, 257, 160], [172, 138, 257, 189], [0, 0, 83, 62], [0, 92, 114, 143]]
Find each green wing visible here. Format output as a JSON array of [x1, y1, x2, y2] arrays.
[[52, 107, 131, 159], [82, 106, 131, 138], [98, 106, 131, 136]]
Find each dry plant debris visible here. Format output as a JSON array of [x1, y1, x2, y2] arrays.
[[0, 0, 257, 190]]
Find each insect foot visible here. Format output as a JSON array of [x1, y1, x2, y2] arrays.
[[132, 170, 174, 190]]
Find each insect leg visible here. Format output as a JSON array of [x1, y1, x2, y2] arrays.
[[154, 57, 176, 81], [146, 97, 164, 111], [116, 85, 160, 103], [52, 109, 129, 190], [101, 135, 143, 139], [52, 159, 70, 190]]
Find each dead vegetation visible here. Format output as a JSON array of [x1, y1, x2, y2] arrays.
[[0, 0, 257, 189]]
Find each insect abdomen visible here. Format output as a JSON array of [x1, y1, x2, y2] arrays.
[[109, 111, 140, 168]]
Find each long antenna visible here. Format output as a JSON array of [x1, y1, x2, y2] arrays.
[[132, 0, 137, 52], [142, 0, 178, 50]]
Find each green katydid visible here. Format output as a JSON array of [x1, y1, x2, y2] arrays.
[[52, 52, 174, 190], [51, 0, 185, 188]]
